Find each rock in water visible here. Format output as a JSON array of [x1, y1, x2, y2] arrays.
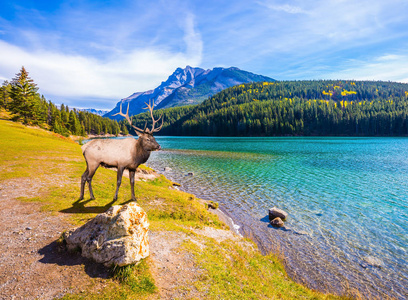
[[63, 202, 149, 267], [268, 207, 288, 220], [270, 217, 284, 227]]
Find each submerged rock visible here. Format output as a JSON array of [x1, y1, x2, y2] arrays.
[[363, 256, 383, 268], [270, 217, 284, 227], [268, 207, 288, 220], [63, 202, 149, 267]]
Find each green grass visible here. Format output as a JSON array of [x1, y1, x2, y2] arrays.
[[0, 119, 351, 300], [182, 238, 350, 300], [112, 260, 157, 295]]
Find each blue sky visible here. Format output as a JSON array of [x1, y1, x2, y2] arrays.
[[1, 0, 408, 110]]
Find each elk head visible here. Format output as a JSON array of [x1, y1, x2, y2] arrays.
[[113, 100, 163, 151]]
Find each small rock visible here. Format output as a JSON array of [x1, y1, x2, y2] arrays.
[[269, 207, 288, 220], [360, 263, 368, 269], [187, 172, 194, 176], [207, 201, 219, 209], [294, 230, 309, 236], [164, 167, 172, 171], [26, 227, 32, 230], [270, 217, 284, 227], [363, 256, 383, 268]]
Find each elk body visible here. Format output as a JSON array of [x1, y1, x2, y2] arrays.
[[79, 101, 163, 201]]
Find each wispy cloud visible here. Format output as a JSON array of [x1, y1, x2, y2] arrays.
[[257, 1, 309, 14], [322, 54, 408, 83]]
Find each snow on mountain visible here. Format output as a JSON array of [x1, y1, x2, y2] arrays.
[[104, 66, 274, 120]]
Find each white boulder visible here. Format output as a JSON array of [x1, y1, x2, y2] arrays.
[[63, 202, 149, 267]]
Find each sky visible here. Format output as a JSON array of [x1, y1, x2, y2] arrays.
[[1, 0, 408, 110]]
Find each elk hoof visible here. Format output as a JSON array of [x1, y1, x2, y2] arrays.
[[78, 196, 84, 201], [90, 196, 95, 200]]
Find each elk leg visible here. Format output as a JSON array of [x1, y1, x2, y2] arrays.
[[114, 166, 125, 201], [88, 178, 95, 200], [129, 169, 136, 201], [79, 169, 89, 200], [86, 163, 99, 200]]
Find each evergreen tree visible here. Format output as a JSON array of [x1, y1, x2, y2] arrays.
[[69, 110, 81, 135], [9, 66, 40, 124], [121, 122, 129, 135], [0, 80, 11, 109]]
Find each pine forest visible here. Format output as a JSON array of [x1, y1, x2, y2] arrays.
[[130, 80, 408, 136]]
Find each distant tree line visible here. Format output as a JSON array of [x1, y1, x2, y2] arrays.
[[1, 66, 124, 137], [130, 80, 408, 136]]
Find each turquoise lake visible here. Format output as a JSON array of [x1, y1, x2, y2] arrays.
[[145, 137, 407, 299]]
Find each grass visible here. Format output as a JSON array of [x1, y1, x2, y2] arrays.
[[61, 260, 156, 300], [0, 119, 351, 299], [182, 238, 349, 300], [112, 260, 157, 295]]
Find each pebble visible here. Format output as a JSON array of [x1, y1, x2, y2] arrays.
[[26, 227, 32, 230], [360, 263, 368, 268]]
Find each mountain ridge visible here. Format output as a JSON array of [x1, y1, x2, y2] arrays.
[[104, 66, 274, 120]]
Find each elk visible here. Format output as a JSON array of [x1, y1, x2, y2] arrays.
[[79, 100, 163, 201]]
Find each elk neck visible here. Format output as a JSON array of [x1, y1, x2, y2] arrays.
[[134, 137, 151, 165]]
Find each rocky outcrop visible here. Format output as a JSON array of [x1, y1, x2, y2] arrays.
[[63, 202, 149, 267]]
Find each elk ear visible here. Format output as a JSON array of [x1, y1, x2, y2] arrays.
[[135, 130, 143, 137]]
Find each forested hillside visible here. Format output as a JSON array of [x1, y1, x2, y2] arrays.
[[129, 80, 408, 136], [1, 67, 125, 137]]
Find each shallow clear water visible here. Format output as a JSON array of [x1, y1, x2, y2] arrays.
[[145, 137, 408, 299]]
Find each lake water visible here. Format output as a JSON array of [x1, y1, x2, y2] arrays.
[[145, 137, 408, 299]]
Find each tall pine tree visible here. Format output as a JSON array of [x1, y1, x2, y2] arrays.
[[9, 66, 40, 124]]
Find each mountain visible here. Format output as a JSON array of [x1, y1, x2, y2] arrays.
[[78, 108, 110, 116], [104, 66, 274, 120]]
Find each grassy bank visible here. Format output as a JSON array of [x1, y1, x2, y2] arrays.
[[0, 119, 350, 299]]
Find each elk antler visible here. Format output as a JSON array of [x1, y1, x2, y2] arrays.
[[144, 99, 164, 133], [112, 102, 146, 134]]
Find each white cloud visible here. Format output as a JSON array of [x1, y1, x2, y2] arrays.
[[258, 2, 309, 14], [184, 13, 203, 59], [322, 54, 408, 83], [0, 13, 203, 108]]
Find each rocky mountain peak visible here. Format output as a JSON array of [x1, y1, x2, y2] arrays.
[[104, 66, 274, 120]]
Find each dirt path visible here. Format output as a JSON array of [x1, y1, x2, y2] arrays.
[[0, 179, 110, 299], [0, 175, 236, 299]]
